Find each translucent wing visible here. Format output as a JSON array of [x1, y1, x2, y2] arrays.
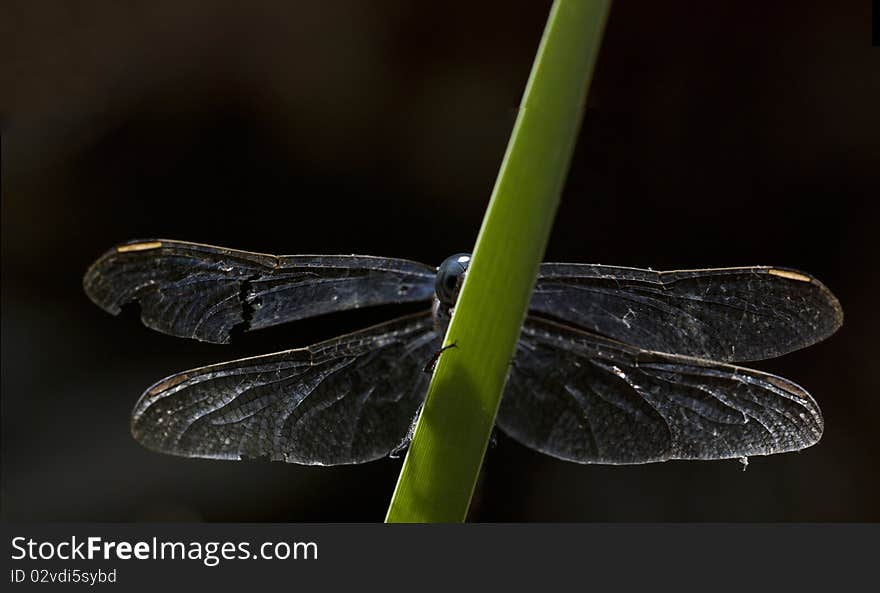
[[84, 239, 437, 343], [131, 312, 440, 465], [531, 264, 842, 362], [497, 316, 823, 464]]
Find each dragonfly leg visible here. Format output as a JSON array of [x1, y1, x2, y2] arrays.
[[422, 341, 458, 373]]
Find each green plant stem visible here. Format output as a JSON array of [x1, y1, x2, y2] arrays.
[[385, 0, 611, 523]]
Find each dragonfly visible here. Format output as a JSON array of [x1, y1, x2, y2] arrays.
[[83, 239, 842, 466]]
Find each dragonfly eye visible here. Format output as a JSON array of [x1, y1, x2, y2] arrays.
[[435, 253, 471, 305]]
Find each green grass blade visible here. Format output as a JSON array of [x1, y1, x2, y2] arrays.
[[385, 0, 612, 523]]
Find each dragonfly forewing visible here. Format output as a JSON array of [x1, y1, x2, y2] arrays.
[[531, 264, 842, 362], [84, 239, 437, 344]]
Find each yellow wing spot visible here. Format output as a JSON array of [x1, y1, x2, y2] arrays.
[[768, 269, 811, 283], [765, 375, 808, 398], [146, 373, 189, 396], [117, 241, 163, 253]]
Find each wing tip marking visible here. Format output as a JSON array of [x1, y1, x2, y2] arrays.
[[117, 241, 163, 253], [768, 268, 812, 283], [145, 373, 190, 397]]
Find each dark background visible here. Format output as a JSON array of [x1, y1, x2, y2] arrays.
[[2, 1, 878, 521]]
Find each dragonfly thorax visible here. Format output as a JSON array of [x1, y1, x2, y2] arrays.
[[435, 253, 471, 306]]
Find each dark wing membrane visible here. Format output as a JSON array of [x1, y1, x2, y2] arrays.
[[531, 264, 843, 362], [131, 312, 440, 465], [497, 316, 823, 464], [84, 239, 437, 343]]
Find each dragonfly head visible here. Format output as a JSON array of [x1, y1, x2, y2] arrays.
[[435, 253, 471, 306]]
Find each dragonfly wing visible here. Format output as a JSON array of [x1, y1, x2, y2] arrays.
[[531, 264, 842, 362], [131, 312, 440, 465], [84, 239, 437, 343], [497, 316, 823, 464]]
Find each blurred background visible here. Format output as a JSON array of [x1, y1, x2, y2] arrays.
[[2, 1, 878, 521]]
